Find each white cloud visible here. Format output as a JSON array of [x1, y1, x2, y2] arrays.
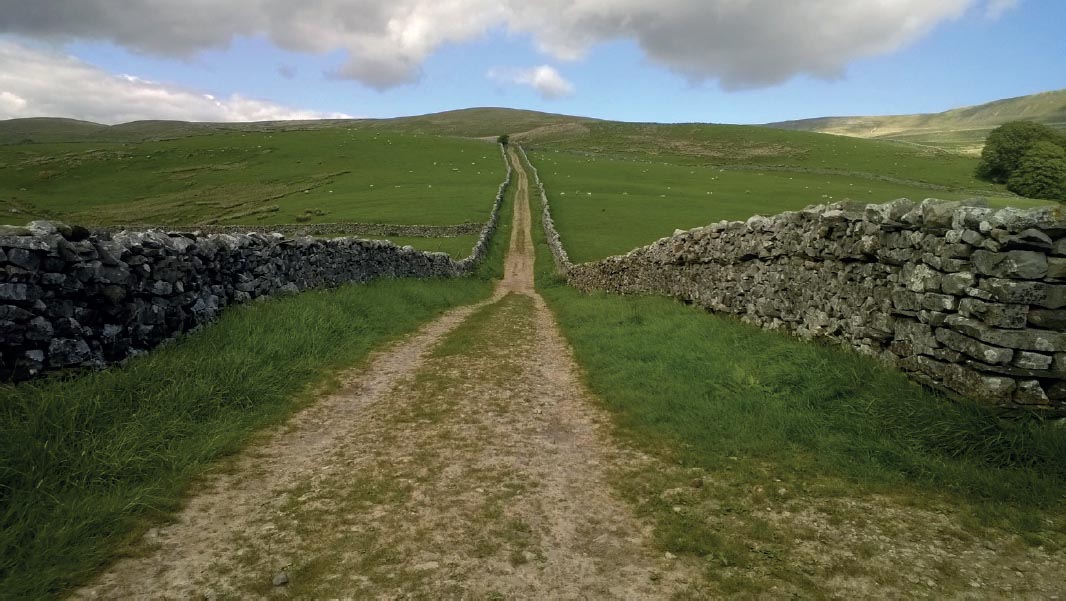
[[0, 0, 1020, 91], [489, 65, 574, 99], [0, 41, 352, 123], [0, 90, 28, 113], [506, 0, 981, 90]]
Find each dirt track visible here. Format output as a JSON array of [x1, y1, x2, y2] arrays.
[[76, 148, 701, 599]]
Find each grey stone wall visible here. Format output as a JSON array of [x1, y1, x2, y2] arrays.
[[0, 145, 510, 379], [518, 147, 572, 274], [522, 147, 1066, 410]]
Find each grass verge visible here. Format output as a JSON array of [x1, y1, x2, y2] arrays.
[[0, 178, 512, 598], [0, 278, 491, 598], [524, 151, 1066, 592]]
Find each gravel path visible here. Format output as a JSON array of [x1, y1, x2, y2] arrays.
[[75, 148, 700, 599]]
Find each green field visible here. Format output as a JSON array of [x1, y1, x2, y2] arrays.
[[357, 235, 481, 258], [516, 111, 1059, 261], [527, 121, 996, 188], [529, 149, 1049, 262], [0, 129, 503, 227]]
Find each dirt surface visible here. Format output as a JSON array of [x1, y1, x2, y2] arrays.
[[75, 148, 702, 599]]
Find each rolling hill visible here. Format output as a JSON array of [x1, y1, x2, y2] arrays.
[[2, 100, 1046, 249], [6, 89, 1065, 153], [767, 89, 1066, 155], [0, 108, 595, 145]]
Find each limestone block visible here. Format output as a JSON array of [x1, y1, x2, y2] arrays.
[[1028, 309, 1066, 330], [971, 250, 1048, 280], [941, 272, 976, 295], [1012, 351, 1053, 370], [1014, 380, 1051, 406], [895, 319, 939, 354], [921, 293, 958, 312], [978, 278, 1066, 308], [957, 298, 1028, 329], [935, 328, 1013, 365], [1053, 237, 1066, 257], [1047, 257, 1066, 280], [903, 263, 942, 292], [1001, 229, 1053, 251], [47, 338, 92, 367], [945, 314, 1066, 352]]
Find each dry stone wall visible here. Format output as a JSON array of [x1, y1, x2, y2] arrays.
[[522, 147, 1066, 410], [519, 148, 572, 274], [0, 145, 511, 379]]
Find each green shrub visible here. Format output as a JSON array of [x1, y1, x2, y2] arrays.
[[1008, 141, 1066, 201], [978, 121, 1066, 184]]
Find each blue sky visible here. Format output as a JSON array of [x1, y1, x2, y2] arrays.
[[0, 0, 1062, 124]]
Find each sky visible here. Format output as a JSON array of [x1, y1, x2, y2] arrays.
[[0, 0, 1062, 125]]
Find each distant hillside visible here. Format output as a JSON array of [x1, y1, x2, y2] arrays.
[[0, 107, 594, 145], [0, 118, 234, 145], [365, 107, 597, 138], [8, 92, 1066, 152], [0, 106, 1005, 193], [767, 89, 1066, 155], [0, 117, 108, 144], [3, 103, 1039, 236]]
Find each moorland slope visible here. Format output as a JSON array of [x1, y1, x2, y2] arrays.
[[767, 89, 1066, 154]]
